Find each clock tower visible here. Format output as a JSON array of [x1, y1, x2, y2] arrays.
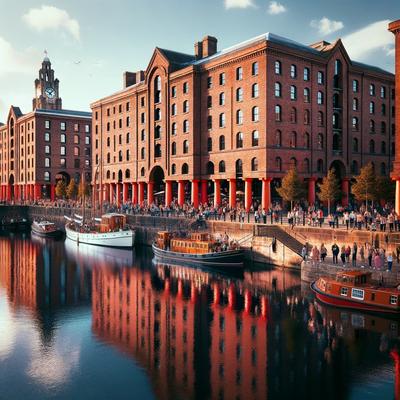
[[33, 51, 62, 111]]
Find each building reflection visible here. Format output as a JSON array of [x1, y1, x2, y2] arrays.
[[0, 234, 91, 342]]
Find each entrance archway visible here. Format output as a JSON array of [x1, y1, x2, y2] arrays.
[[56, 172, 70, 184], [149, 166, 165, 205], [329, 160, 346, 180], [8, 174, 14, 199]]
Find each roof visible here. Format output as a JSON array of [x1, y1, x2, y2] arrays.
[[35, 108, 92, 119], [352, 61, 394, 76], [11, 106, 23, 118], [157, 47, 196, 66]]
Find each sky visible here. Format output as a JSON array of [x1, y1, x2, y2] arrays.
[[0, 0, 399, 121]]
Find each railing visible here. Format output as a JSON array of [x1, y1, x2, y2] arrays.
[[237, 232, 253, 245]]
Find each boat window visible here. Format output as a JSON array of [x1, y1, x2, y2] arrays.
[[390, 295, 398, 305], [340, 287, 348, 296], [351, 288, 364, 300]]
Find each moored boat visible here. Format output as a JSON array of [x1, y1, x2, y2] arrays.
[[31, 220, 62, 238], [311, 270, 400, 314], [65, 213, 135, 248], [152, 231, 244, 268]]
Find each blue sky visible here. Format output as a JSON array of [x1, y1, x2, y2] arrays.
[[0, 0, 399, 121]]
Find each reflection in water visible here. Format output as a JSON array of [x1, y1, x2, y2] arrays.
[[0, 234, 399, 399]]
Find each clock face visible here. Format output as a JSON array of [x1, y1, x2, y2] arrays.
[[45, 87, 56, 99]]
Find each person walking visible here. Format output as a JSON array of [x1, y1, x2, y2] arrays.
[[359, 244, 365, 263], [301, 245, 308, 261], [352, 242, 358, 267], [340, 246, 346, 267], [367, 247, 373, 268], [320, 243, 327, 262], [345, 245, 351, 263], [332, 243, 339, 264], [387, 252, 393, 272]]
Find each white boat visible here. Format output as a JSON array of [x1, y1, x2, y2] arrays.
[[65, 213, 135, 248]]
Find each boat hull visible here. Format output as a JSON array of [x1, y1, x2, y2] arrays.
[[310, 282, 400, 314], [152, 243, 244, 268], [31, 227, 62, 238], [65, 223, 135, 248]]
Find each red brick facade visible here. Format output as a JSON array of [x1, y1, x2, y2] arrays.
[[0, 57, 91, 202], [92, 33, 395, 209]]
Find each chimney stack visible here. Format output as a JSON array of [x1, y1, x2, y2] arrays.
[[194, 41, 203, 59], [202, 36, 218, 58], [123, 72, 136, 89]]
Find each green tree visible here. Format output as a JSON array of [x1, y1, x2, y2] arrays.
[[66, 179, 78, 200], [55, 179, 67, 199], [351, 162, 377, 205], [276, 168, 305, 210], [376, 176, 395, 203], [317, 169, 341, 214]]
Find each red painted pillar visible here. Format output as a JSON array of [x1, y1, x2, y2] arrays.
[[6, 184, 11, 202], [50, 184, 55, 201], [148, 181, 154, 205], [14, 185, 19, 202], [201, 179, 208, 204], [214, 179, 221, 207], [178, 180, 185, 206], [116, 183, 121, 206], [34, 184, 41, 200], [138, 182, 145, 205], [308, 177, 317, 205], [132, 182, 138, 205], [109, 183, 114, 204], [165, 180, 173, 207], [262, 178, 272, 210], [123, 183, 129, 203], [229, 179, 236, 209], [245, 178, 253, 212], [104, 183, 109, 202], [341, 178, 350, 207], [191, 179, 199, 208]]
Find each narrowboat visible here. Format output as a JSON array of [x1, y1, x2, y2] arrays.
[[152, 231, 244, 268], [311, 270, 400, 314], [65, 213, 135, 248], [31, 220, 62, 238]]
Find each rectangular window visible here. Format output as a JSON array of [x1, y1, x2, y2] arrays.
[[207, 76, 212, 89], [141, 113, 145, 124], [60, 122, 66, 131], [390, 295, 398, 305], [183, 82, 188, 94], [74, 123, 79, 132], [45, 120, 51, 129], [219, 72, 225, 85], [85, 136, 90, 145], [171, 86, 176, 97], [60, 158, 66, 167], [85, 124, 90, 133], [236, 67, 243, 81], [317, 71, 324, 84], [60, 146, 66, 156], [351, 288, 364, 300], [141, 97, 145, 107], [252, 62, 259, 76], [352, 80, 359, 93], [74, 159, 80, 168], [340, 287, 348, 296]]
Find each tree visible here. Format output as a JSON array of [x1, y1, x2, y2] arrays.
[[55, 179, 67, 199], [317, 169, 341, 214], [66, 179, 78, 200], [78, 181, 91, 200], [376, 176, 395, 203], [276, 168, 305, 210], [351, 162, 377, 205]]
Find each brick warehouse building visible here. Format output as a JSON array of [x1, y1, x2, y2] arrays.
[[91, 32, 395, 210], [0, 55, 92, 202]]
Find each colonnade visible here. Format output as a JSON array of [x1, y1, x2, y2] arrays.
[[0, 183, 53, 202]]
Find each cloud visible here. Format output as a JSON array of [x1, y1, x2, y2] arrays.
[[225, 0, 255, 9], [22, 6, 80, 40], [310, 17, 344, 36], [342, 20, 394, 60], [0, 36, 39, 77], [268, 1, 286, 15]]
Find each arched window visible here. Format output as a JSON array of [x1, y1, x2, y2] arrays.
[[107, 153, 111, 163], [219, 160, 226, 173], [353, 98, 358, 111], [236, 109, 243, 125], [141, 129, 146, 140], [275, 105, 282, 121], [369, 139, 375, 153], [317, 111, 324, 127], [369, 84, 375, 96], [290, 64, 297, 78], [126, 132, 130, 143], [106, 170, 111, 179], [290, 132, 297, 148], [219, 113, 226, 128], [334, 60, 342, 87], [252, 83, 259, 98], [44, 171, 50, 182], [207, 115, 212, 130], [182, 163, 189, 174], [275, 61, 281, 75], [304, 88, 310, 103], [141, 167, 145, 177], [219, 135, 225, 150], [154, 76, 161, 103], [351, 160, 359, 174], [154, 144, 161, 158], [206, 162, 214, 175], [155, 108, 161, 120], [141, 147, 145, 160], [219, 92, 225, 105], [183, 140, 189, 154], [45, 145, 50, 154], [333, 134, 340, 151], [74, 146, 80, 156], [275, 82, 281, 97], [290, 157, 297, 168], [275, 157, 282, 171], [381, 122, 387, 134], [275, 130, 282, 147], [171, 142, 176, 155], [183, 120, 189, 133], [171, 164, 176, 175], [118, 134, 122, 145], [155, 125, 161, 139], [252, 130, 259, 146], [303, 67, 310, 81], [235, 159, 243, 177], [236, 87, 243, 102], [118, 150, 123, 161], [290, 107, 297, 123], [317, 159, 323, 173], [317, 133, 323, 149], [381, 141, 386, 154], [333, 113, 340, 129], [45, 157, 50, 167], [369, 101, 375, 114], [207, 137, 212, 151], [251, 157, 258, 171], [317, 91, 324, 105], [171, 122, 177, 135], [352, 117, 359, 130], [370, 120, 375, 132], [381, 162, 386, 175], [183, 100, 189, 113], [333, 93, 340, 108], [304, 133, 310, 149], [352, 138, 359, 152], [303, 158, 310, 173], [290, 85, 297, 100], [236, 132, 243, 148], [304, 110, 310, 125], [125, 169, 131, 179], [252, 106, 259, 122]]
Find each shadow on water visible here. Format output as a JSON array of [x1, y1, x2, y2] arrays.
[[0, 233, 399, 400]]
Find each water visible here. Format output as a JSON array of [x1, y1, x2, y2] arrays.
[[0, 233, 398, 400]]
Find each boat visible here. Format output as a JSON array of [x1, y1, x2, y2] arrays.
[[152, 231, 244, 268], [65, 213, 135, 248], [31, 220, 62, 238], [0, 217, 29, 232], [311, 270, 400, 314]]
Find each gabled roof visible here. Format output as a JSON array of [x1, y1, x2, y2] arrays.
[[157, 48, 195, 66], [352, 61, 394, 76], [11, 106, 23, 118], [35, 109, 92, 119]]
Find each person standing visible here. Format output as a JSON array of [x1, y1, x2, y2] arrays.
[[345, 245, 351, 263], [320, 243, 327, 262], [340, 246, 346, 267], [332, 243, 339, 264], [359, 244, 365, 263], [368, 247, 373, 268], [352, 242, 358, 267], [387, 252, 393, 272], [301, 245, 308, 261]]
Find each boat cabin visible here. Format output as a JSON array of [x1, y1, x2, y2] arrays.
[[335, 271, 372, 285], [155, 231, 216, 254], [99, 214, 127, 233]]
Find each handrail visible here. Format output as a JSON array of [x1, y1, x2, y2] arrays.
[[238, 232, 253, 245]]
